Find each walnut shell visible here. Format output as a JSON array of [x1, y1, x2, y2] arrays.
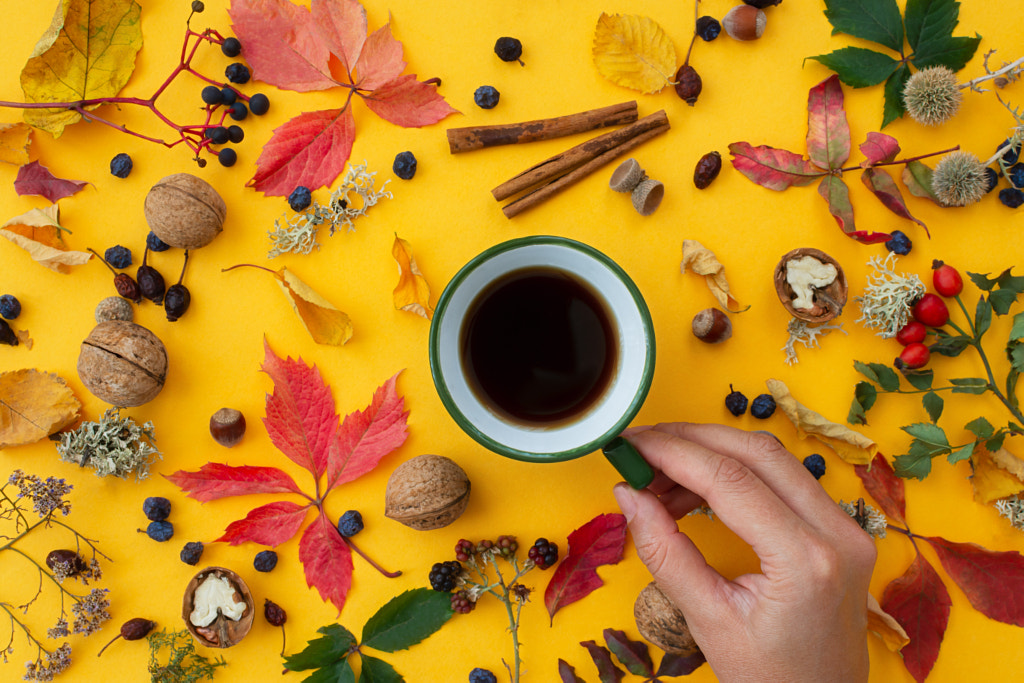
[[144, 173, 226, 249], [77, 321, 168, 407], [384, 454, 470, 530], [634, 582, 700, 656], [183, 566, 254, 648], [773, 248, 848, 323]]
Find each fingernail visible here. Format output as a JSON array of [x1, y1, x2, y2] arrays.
[[612, 482, 637, 521], [753, 429, 783, 445]]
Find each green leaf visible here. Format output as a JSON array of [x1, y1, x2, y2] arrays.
[[881, 63, 911, 128], [822, 0, 905, 52], [893, 443, 935, 479], [905, 369, 934, 390], [948, 441, 975, 465], [904, 0, 960, 52], [950, 377, 989, 394], [361, 589, 453, 653], [1008, 369, 1021, 408], [870, 363, 901, 391], [996, 269, 1024, 294], [974, 296, 992, 339], [923, 391, 944, 422], [987, 432, 1007, 452], [930, 335, 970, 357], [901, 158, 940, 203], [967, 271, 997, 291], [818, 175, 856, 233], [305, 660, 356, 683], [849, 381, 878, 425], [1010, 345, 1024, 374], [988, 288, 1017, 316], [808, 47, 900, 87], [358, 655, 403, 683], [903, 422, 950, 448], [965, 416, 994, 440], [854, 360, 880, 384], [1009, 312, 1024, 341], [911, 34, 981, 70], [285, 625, 356, 672]]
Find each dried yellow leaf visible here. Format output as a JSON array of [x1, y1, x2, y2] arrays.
[[680, 240, 741, 310], [971, 446, 1024, 504], [0, 122, 32, 165], [867, 593, 909, 652], [0, 369, 81, 449], [20, 0, 143, 137], [392, 235, 433, 320], [1, 205, 91, 273], [276, 268, 353, 346], [592, 13, 677, 94], [766, 378, 877, 465]]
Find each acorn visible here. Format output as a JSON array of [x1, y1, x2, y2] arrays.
[[610, 158, 647, 193], [723, 5, 767, 41], [692, 308, 732, 343]]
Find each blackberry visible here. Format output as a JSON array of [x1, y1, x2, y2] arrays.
[[227, 125, 245, 143], [337, 510, 364, 537], [225, 62, 251, 84], [287, 186, 312, 212], [254, 549, 278, 572], [221, 37, 242, 58], [0, 294, 21, 320], [495, 535, 517, 557], [982, 167, 999, 194], [451, 590, 475, 614], [393, 151, 417, 180], [696, 16, 722, 41], [997, 139, 1020, 165], [228, 102, 249, 121], [249, 93, 270, 116], [143, 496, 171, 521], [1000, 188, 1024, 208], [220, 87, 238, 106], [455, 539, 474, 562], [218, 148, 237, 167], [1009, 163, 1024, 189], [146, 231, 171, 253], [201, 85, 223, 105], [469, 668, 498, 683], [494, 37, 524, 65], [474, 85, 500, 109], [750, 394, 776, 419], [145, 520, 174, 542], [208, 126, 230, 145], [725, 385, 748, 416], [110, 153, 133, 178], [885, 230, 912, 256], [527, 538, 558, 569], [802, 454, 826, 480], [428, 560, 462, 592], [180, 541, 204, 565]]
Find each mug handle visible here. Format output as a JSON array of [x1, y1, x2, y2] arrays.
[[602, 437, 655, 489]]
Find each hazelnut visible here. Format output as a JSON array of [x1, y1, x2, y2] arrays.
[[723, 5, 767, 41], [144, 173, 227, 249], [77, 321, 168, 407], [692, 308, 732, 343], [183, 566, 254, 648], [210, 408, 246, 448], [384, 454, 470, 530], [634, 582, 700, 656]]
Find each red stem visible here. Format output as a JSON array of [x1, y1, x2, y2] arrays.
[[839, 145, 960, 173], [344, 537, 402, 578]]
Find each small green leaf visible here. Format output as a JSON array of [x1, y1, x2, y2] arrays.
[[1009, 312, 1024, 341], [989, 288, 1017, 316], [904, 0, 960, 52], [965, 416, 994, 440], [974, 296, 992, 339], [905, 369, 934, 391], [930, 335, 970, 357], [923, 391, 944, 422], [893, 444, 935, 480], [950, 377, 988, 394], [948, 441, 975, 465], [822, 0, 905, 52], [849, 381, 878, 424], [881, 64, 911, 128], [285, 624, 356, 672], [987, 432, 1007, 453], [305, 660, 356, 683], [912, 34, 981, 70], [1008, 369, 1021, 408], [358, 654, 403, 683], [903, 422, 950, 448], [1010, 345, 1024, 374], [967, 271, 996, 291], [808, 47, 900, 87], [996, 269, 1024, 294], [361, 589, 453, 653], [854, 360, 880, 384], [870, 363, 901, 391]]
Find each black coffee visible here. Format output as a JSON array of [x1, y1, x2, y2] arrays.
[[461, 267, 618, 424]]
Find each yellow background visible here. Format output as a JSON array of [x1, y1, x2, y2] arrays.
[[2, 0, 1023, 681]]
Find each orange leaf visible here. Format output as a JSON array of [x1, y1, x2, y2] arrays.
[[0, 205, 91, 273], [276, 267, 353, 346], [0, 122, 32, 165], [867, 593, 910, 652], [680, 240, 741, 310], [971, 446, 1024, 504], [767, 378, 877, 465], [0, 369, 81, 448], [391, 235, 432, 320]]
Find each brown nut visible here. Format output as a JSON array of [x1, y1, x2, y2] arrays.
[[773, 248, 848, 323], [183, 566, 254, 648], [210, 408, 246, 448], [144, 173, 227, 249], [692, 308, 732, 343], [634, 582, 700, 656], [723, 5, 767, 41], [77, 321, 168, 407], [384, 454, 470, 530]]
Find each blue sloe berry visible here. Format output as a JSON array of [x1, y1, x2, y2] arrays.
[[288, 186, 312, 212], [228, 102, 248, 121], [999, 188, 1024, 209], [110, 153, 133, 178], [254, 549, 278, 572], [337, 510, 364, 537], [982, 167, 999, 194], [469, 669, 497, 683], [1008, 164, 1024, 189], [494, 37, 523, 64], [0, 295, 21, 320], [750, 394, 776, 419], [201, 85, 222, 105], [147, 231, 171, 253], [885, 230, 912, 256], [997, 139, 1020, 165], [143, 496, 171, 521], [393, 151, 417, 180], [725, 385, 748, 416], [227, 125, 245, 144], [208, 126, 230, 145], [474, 85, 500, 109], [249, 93, 270, 116], [225, 62, 250, 84], [220, 87, 237, 106], [802, 454, 826, 480], [180, 541, 204, 565], [146, 520, 174, 542], [104, 245, 132, 269], [696, 16, 721, 41]]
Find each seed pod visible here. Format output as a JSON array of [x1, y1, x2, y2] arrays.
[[692, 308, 732, 343], [693, 151, 723, 189], [674, 64, 702, 105], [45, 549, 87, 576], [137, 247, 166, 304], [264, 599, 287, 656], [113, 274, 142, 303], [97, 618, 157, 656]]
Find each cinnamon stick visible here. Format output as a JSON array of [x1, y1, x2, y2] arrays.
[[446, 101, 638, 154], [492, 110, 669, 202], [501, 118, 670, 219]]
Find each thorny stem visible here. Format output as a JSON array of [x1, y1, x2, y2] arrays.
[[482, 555, 531, 683], [838, 146, 960, 173], [959, 55, 1024, 92]]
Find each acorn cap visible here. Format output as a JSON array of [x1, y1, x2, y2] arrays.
[[773, 247, 848, 323], [631, 178, 664, 216], [610, 158, 647, 193]]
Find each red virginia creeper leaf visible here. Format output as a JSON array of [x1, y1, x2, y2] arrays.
[[362, 75, 460, 128], [326, 372, 409, 490], [353, 22, 406, 91], [806, 75, 850, 170], [603, 629, 653, 677], [859, 132, 900, 166], [580, 641, 625, 683], [558, 659, 586, 683], [846, 229, 894, 244], [311, 0, 367, 78], [14, 161, 88, 202], [727, 142, 824, 191], [861, 167, 930, 236], [261, 339, 340, 477], [923, 536, 1024, 626], [250, 106, 356, 196], [881, 553, 951, 682], [545, 513, 627, 622], [216, 500, 311, 546], [855, 453, 907, 525], [299, 508, 354, 614], [165, 463, 305, 503]]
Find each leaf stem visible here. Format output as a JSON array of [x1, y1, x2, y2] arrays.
[[343, 538, 401, 578], [838, 146, 959, 173]]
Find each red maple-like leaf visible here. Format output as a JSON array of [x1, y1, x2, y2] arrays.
[[855, 453, 907, 526], [923, 536, 1024, 626], [327, 372, 408, 490], [217, 500, 311, 546], [881, 553, 951, 682], [300, 509, 354, 613], [14, 161, 88, 203], [545, 513, 627, 622], [165, 463, 306, 503]]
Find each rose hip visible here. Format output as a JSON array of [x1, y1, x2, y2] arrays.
[[895, 321, 927, 346], [931, 260, 963, 297], [912, 293, 949, 327], [895, 342, 930, 370]]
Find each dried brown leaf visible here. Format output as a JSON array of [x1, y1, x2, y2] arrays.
[[0, 205, 91, 273], [0, 122, 32, 165], [392, 234, 432, 320], [971, 446, 1024, 504], [766, 378, 876, 465], [0, 369, 81, 448], [680, 240, 740, 310], [867, 592, 910, 652]]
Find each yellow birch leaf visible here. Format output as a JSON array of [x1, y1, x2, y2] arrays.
[[867, 593, 910, 652], [767, 378, 877, 465], [971, 446, 1024, 504], [0, 205, 91, 273], [20, 0, 143, 137], [592, 13, 676, 94], [0, 369, 81, 449], [680, 239, 741, 311], [0, 122, 32, 165], [276, 268, 353, 346], [392, 234, 433, 320]]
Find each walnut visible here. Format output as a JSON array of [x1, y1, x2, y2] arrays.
[[77, 321, 168, 407], [384, 454, 470, 530], [633, 582, 700, 656], [182, 567, 253, 648], [144, 173, 227, 249]]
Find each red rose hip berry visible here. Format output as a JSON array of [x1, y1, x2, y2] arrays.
[[912, 293, 949, 327], [895, 342, 930, 370], [895, 321, 927, 346], [931, 260, 963, 297]]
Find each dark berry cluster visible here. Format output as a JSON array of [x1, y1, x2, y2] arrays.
[[455, 539, 475, 562], [141, 497, 174, 541], [451, 590, 476, 614], [494, 535, 518, 558], [992, 139, 1024, 209], [527, 538, 558, 569], [428, 560, 463, 592]]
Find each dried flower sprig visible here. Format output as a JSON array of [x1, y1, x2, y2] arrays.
[[147, 629, 226, 683], [782, 317, 847, 365], [855, 254, 926, 338], [56, 408, 160, 481]]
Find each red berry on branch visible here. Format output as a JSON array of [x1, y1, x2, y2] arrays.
[[912, 293, 949, 327], [895, 342, 930, 370], [931, 260, 964, 297], [895, 321, 927, 346]]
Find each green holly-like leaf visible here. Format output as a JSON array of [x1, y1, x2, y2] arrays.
[[904, 422, 950, 448], [822, 0, 905, 52], [923, 391, 944, 423], [285, 624, 357, 672], [1009, 312, 1024, 342], [968, 271, 997, 291], [987, 431, 1008, 452], [358, 654, 403, 683], [905, 369, 935, 391], [990, 289, 1018, 316], [881, 63, 912, 128], [930, 334, 970, 357], [1009, 346, 1024, 374], [808, 47, 900, 87], [996, 269, 1024, 294], [849, 381, 878, 425], [965, 417, 995, 440], [361, 589, 453, 653], [950, 378, 988, 395], [306, 660, 356, 683], [975, 297, 993, 339], [948, 441, 975, 465]]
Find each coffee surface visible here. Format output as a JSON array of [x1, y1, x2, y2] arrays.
[[461, 267, 617, 424]]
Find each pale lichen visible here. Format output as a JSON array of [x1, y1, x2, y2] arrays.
[[996, 495, 1024, 532], [782, 317, 847, 365], [855, 253, 926, 338], [55, 408, 160, 481], [839, 500, 888, 539]]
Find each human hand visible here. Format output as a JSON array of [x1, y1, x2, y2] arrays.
[[612, 423, 877, 683]]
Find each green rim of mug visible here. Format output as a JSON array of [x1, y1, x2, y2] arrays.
[[428, 235, 656, 463]]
